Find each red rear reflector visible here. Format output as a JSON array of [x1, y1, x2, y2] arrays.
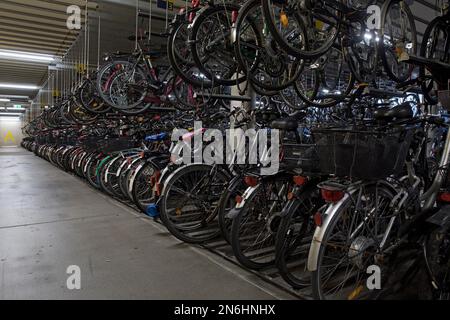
[[154, 182, 161, 197], [314, 212, 323, 227], [232, 11, 238, 23], [189, 12, 195, 23], [235, 195, 243, 204], [438, 192, 450, 202], [293, 176, 307, 186], [244, 176, 258, 187], [321, 188, 344, 203]]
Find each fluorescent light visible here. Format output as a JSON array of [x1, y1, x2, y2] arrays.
[[7, 107, 25, 111], [0, 112, 23, 116], [322, 89, 330, 94], [0, 95, 29, 99], [0, 98, 10, 102], [0, 83, 39, 90], [0, 50, 54, 63]]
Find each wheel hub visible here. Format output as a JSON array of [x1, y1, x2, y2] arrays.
[[348, 236, 375, 269]]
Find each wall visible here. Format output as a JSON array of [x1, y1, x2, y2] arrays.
[[0, 116, 24, 147]]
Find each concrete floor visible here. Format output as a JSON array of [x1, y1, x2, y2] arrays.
[[0, 147, 294, 300]]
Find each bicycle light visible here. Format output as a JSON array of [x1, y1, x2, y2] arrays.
[[244, 176, 258, 187], [438, 192, 450, 203], [314, 212, 323, 227], [293, 176, 308, 186], [320, 187, 345, 203]]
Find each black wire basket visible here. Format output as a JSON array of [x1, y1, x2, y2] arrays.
[[81, 136, 102, 152], [98, 137, 138, 154], [282, 143, 321, 174], [312, 126, 415, 180]]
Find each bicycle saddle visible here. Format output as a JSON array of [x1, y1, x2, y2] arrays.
[[271, 118, 298, 131], [143, 50, 162, 58], [128, 35, 147, 42], [373, 103, 414, 121], [110, 51, 131, 58], [145, 133, 167, 142]]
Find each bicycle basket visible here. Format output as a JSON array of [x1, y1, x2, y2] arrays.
[[312, 126, 415, 180], [81, 136, 102, 152], [99, 137, 138, 154], [282, 143, 320, 174]]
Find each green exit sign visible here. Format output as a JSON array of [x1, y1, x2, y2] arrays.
[[13, 104, 22, 108]]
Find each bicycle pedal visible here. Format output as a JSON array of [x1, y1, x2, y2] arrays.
[[427, 206, 450, 228]]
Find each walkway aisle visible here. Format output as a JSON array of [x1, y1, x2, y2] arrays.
[[0, 147, 293, 300]]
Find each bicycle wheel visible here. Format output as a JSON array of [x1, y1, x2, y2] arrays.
[[190, 4, 247, 87], [108, 66, 149, 110], [276, 185, 322, 289], [280, 86, 306, 110], [119, 157, 144, 201], [231, 176, 293, 270], [97, 60, 148, 110], [425, 225, 450, 300], [96, 156, 113, 193], [379, 0, 417, 83], [132, 161, 158, 214], [296, 47, 354, 107], [262, 0, 340, 59], [68, 101, 99, 125], [86, 154, 104, 189], [234, 0, 304, 91], [171, 76, 217, 111], [168, 10, 214, 88], [310, 182, 398, 300], [78, 77, 111, 114], [419, 15, 448, 105], [106, 156, 130, 199], [217, 176, 247, 244], [160, 164, 231, 244]]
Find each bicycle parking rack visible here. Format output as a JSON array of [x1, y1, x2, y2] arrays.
[[202, 237, 312, 300]]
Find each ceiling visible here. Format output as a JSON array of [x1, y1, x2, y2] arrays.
[[0, 0, 182, 108], [0, 0, 445, 111], [0, 0, 98, 102]]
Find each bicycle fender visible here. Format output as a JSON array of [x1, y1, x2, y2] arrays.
[[280, 198, 301, 218], [128, 162, 149, 193], [307, 193, 351, 272], [235, 185, 260, 209], [226, 207, 242, 219], [159, 166, 172, 184]]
